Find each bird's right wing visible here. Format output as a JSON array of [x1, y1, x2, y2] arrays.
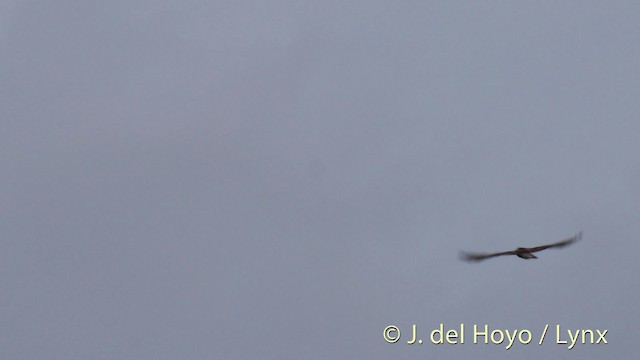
[[459, 250, 516, 262]]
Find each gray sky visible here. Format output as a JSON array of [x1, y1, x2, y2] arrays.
[[2, 1, 639, 358]]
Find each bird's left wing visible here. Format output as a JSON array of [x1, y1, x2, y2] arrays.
[[528, 231, 583, 253]]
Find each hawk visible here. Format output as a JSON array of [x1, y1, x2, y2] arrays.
[[460, 231, 582, 262]]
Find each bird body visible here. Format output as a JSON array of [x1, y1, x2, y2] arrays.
[[460, 231, 582, 262]]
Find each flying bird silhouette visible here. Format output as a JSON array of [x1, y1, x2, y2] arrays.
[[460, 231, 582, 262]]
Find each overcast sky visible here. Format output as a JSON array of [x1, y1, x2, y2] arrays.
[[2, 1, 639, 359]]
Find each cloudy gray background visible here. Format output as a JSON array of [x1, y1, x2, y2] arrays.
[[1, 1, 638, 358]]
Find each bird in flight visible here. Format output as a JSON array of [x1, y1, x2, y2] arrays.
[[460, 231, 582, 262]]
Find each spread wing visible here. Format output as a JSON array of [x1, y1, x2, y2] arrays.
[[527, 231, 582, 253], [459, 249, 517, 262]]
